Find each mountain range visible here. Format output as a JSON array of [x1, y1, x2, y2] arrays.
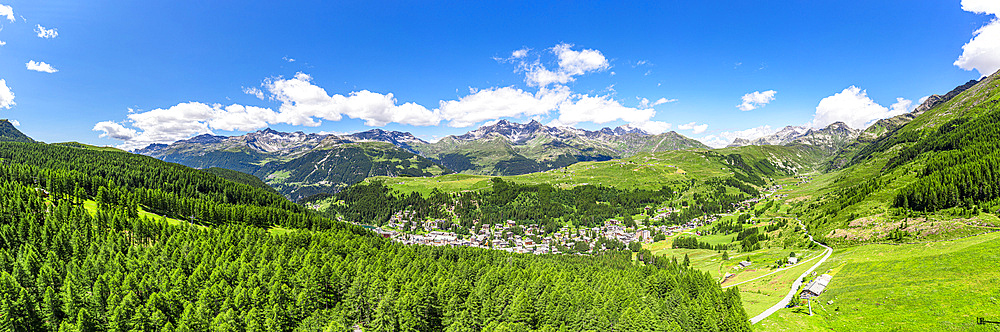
[[128, 71, 992, 202], [727, 121, 860, 151], [135, 120, 708, 200]]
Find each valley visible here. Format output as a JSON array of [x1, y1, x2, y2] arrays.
[[2, 68, 1000, 331], [4, 2, 999, 331]]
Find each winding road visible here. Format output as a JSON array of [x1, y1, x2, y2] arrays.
[[748, 218, 833, 325]]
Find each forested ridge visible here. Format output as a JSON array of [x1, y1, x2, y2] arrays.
[[0, 120, 33, 144], [0, 142, 341, 230], [0, 141, 750, 331], [328, 176, 757, 236], [891, 100, 1000, 212]]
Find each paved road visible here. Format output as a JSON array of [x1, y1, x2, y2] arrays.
[[749, 218, 832, 325]]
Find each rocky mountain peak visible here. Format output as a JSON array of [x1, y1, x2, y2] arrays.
[[347, 129, 428, 151], [134, 143, 168, 154], [613, 124, 648, 136], [822, 121, 851, 132], [456, 119, 551, 141]]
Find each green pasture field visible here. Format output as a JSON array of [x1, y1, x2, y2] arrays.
[[756, 230, 1000, 331]]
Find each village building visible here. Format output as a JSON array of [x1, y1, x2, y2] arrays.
[[800, 274, 833, 298]]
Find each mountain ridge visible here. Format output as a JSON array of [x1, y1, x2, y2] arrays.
[[136, 121, 709, 194], [0, 119, 34, 143]]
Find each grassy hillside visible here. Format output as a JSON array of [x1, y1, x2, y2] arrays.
[[372, 144, 824, 196], [757, 230, 1000, 331], [413, 135, 556, 175], [781, 70, 1000, 246]]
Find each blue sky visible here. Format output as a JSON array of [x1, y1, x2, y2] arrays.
[[0, 0, 997, 149]]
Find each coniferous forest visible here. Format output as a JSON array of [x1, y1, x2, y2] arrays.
[[0, 141, 750, 331]]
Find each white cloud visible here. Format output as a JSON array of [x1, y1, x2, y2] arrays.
[[438, 86, 568, 127], [678, 122, 708, 134], [738, 90, 777, 111], [8, 119, 18, 126], [553, 43, 609, 76], [700, 125, 778, 147], [243, 86, 265, 100], [265, 73, 441, 127], [34, 24, 57, 38], [207, 104, 279, 131], [523, 63, 573, 87], [700, 135, 730, 148], [629, 120, 672, 134], [26, 60, 58, 73], [723, 125, 776, 141], [557, 94, 654, 125], [811, 86, 909, 129], [123, 102, 216, 144], [962, 0, 1000, 15], [638, 97, 676, 108], [521, 43, 609, 87], [0, 79, 13, 109], [282, 56, 295, 62], [889, 97, 914, 114], [511, 48, 529, 59], [955, 0, 1000, 77], [93, 121, 138, 140], [0, 4, 13, 22]]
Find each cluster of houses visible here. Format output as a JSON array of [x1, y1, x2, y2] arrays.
[[369, 216, 705, 255]]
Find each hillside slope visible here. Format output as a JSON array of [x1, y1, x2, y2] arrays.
[[783, 69, 1000, 245], [0, 119, 34, 143], [258, 141, 450, 200]]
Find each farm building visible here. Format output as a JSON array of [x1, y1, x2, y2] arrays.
[[739, 261, 752, 268], [787, 257, 798, 265], [800, 274, 833, 298]]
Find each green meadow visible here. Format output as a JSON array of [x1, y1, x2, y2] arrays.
[[756, 230, 1000, 331]]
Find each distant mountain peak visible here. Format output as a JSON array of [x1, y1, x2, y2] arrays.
[[824, 121, 850, 130], [259, 127, 281, 135], [612, 124, 648, 136], [727, 122, 857, 151]]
